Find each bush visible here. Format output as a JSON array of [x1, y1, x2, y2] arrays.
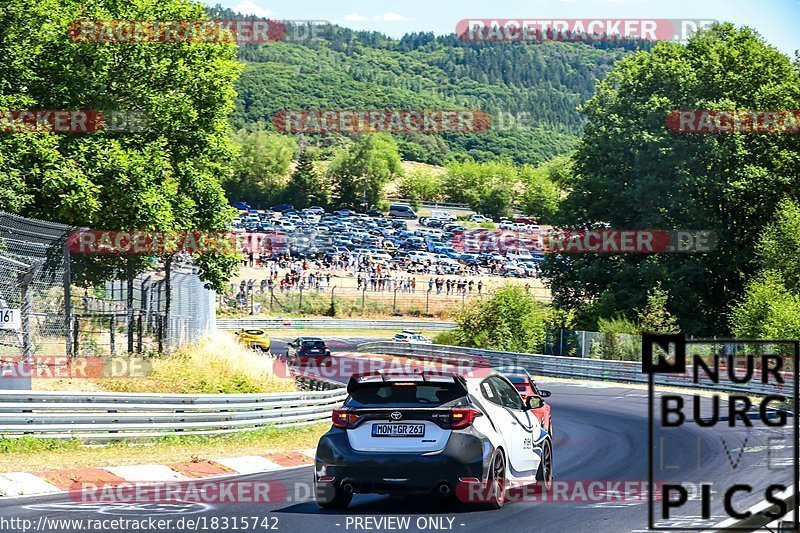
[[730, 270, 800, 339], [432, 331, 458, 346], [454, 284, 549, 353]]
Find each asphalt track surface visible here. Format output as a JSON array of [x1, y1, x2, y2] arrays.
[[0, 342, 794, 533]]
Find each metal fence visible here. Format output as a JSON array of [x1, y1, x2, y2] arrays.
[[357, 342, 791, 397], [218, 281, 550, 319], [98, 264, 216, 354], [0, 388, 347, 441], [217, 317, 456, 331], [544, 329, 640, 359], [0, 211, 217, 390]]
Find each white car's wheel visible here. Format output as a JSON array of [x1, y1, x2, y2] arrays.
[[485, 451, 506, 510]]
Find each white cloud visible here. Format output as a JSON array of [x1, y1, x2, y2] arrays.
[[343, 12, 368, 21], [234, 1, 273, 18], [377, 12, 408, 21]]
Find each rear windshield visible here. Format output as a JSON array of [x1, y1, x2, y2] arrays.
[[346, 383, 467, 407], [301, 340, 325, 348], [244, 329, 264, 335]]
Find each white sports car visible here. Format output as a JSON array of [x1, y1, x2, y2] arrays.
[[314, 370, 553, 509]]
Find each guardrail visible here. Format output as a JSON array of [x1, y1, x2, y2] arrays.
[[217, 318, 457, 332], [356, 342, 790, 397], [0, 387, 346, 442]]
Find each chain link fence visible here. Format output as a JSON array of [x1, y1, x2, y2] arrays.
[[218, 282, 490, 318], [0, 211, 216, 390], [543, 329, 640, 359]]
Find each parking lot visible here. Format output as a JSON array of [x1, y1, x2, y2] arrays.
[[222, 203, 550, 316]]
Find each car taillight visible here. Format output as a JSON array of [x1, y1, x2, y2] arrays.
[[450, 408, 482, 429], [332, 409, 360, 428], [323, 346, 329, 351]]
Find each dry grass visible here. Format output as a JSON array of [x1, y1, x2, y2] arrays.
[[35, 333, 297, 394]]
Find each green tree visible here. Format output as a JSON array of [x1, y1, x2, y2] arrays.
[[224, 129, 296, 208], [730, 271, 800, 339], [637, 285, 680, 334], [756, 199, 800, 292], [455, 284, 549, 353], [442, 160, 519, 217], [477, 180, 515, 220], [284, 149, 328, 209], [329, 134, 402, 210], [543, 24, 800, 335], [519, 163, 563, 224], [0, 0, 244, 291], [397, 169, 443, 203]]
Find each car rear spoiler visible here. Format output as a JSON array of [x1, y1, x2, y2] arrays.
[[346, 371, 466, 394]]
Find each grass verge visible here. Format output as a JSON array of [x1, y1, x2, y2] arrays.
[[0, 422, 329, 473]]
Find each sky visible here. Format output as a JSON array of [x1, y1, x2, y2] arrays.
[[209, 0, 800, 55]]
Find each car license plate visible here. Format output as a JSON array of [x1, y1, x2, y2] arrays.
[[371, 423, 425, 437]]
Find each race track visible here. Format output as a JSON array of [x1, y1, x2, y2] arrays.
[[0, 344, 793, 533]]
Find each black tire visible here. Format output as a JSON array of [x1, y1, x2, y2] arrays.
[[484, 450, 507, 510], [315, 482, 353, 510], [536, 439, 554, 493]]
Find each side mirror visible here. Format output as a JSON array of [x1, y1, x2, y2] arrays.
[[539, 390, 552, 398], [526, 396, 544, 410]]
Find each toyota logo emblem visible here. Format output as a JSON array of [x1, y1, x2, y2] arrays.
[[390, 411, 402, 421]]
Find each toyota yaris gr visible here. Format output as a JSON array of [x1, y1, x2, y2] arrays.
[[314, 370, 553, 509]]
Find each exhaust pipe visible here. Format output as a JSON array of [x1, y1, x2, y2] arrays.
[[438, 483, 451, 496], [342, 483, 354, 494]]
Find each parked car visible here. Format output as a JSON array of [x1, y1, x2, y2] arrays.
[[235, 329, 271, 352], [314, 370, 554, 509], [388, 204, 417, 219], [470, 214, 491, 223], [429, 210, 457, 222], [366, 209, 384, 218], [270, 203, 294, 213]]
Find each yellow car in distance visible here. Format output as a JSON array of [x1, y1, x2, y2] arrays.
[[382, 240, 397, 256], [236, 329, 271, 352]]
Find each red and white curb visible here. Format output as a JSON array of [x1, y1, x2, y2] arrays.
[[0, 449, 317, 500]]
